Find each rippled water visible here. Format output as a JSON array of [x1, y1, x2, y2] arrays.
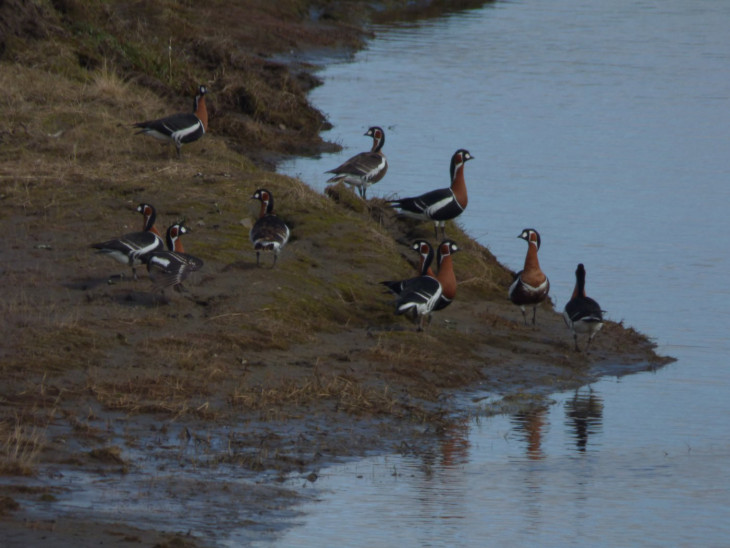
[[276, 0, 730, 545]]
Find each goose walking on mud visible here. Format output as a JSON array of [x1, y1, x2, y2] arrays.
[[91, 203, 164, 281], [563, 263, 604, 352], [146, 223, 204, 293], [509, 228, 550, 325]]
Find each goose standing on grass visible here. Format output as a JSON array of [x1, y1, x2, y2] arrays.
[[388, 149, 473, 239], [250, 188, 290, 267], [380, 240, 435, 296], [325, 126, 388, 199], [147, 223, 204, 293], [134, 84, 208, 158], [91, 203, 164, 280], [563, 263, 604, 352], [509, 228, 550, 325]]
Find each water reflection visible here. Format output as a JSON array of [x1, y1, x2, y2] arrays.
[[511, 406, 549, 460], [506, 389, 605, 460], [564, 389, 604, 453], [273, 0, 730, 543], [438, 417, 471, 468]]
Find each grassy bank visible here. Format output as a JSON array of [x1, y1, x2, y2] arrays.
[[0, 1, 669, 544]]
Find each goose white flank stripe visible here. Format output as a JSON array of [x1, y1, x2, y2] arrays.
[[91, 203, 164, 280], [134, 85, 208, 157], [326, 126, 388, 199], [250, 188, 290, 267], [395, 275, 442, 332], [384, 240, 442, 331], [146, 223, 204, 292], [563, 263, 604, 352], [508, 228, 550, 325], [388, 149, 473, 238]]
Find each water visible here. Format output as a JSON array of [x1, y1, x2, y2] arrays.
[[276, 0, 730, 545]]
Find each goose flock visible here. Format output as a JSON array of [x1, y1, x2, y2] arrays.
[[95, 86, 604, 352]]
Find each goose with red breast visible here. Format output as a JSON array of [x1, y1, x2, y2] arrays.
[[134, 85, 208, 157], [388, 149, 473, 239], [508, 228, 550, 325], [433, 239, 460, 312]]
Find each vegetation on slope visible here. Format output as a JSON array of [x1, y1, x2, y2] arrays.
[[0, 0, 666, 488]]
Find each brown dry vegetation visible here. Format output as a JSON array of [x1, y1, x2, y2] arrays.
[[0, 1, 671, 545]]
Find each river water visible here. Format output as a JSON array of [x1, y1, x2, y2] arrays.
[[275, 0, 730, 546]]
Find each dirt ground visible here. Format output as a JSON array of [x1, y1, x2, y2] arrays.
[[0, 1, 672, 546], [0, 176, 671, 545]]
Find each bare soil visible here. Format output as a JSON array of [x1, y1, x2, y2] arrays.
[[0, 1, 672, 545]]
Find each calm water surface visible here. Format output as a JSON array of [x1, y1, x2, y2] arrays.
[[275, 0, 730, 546]]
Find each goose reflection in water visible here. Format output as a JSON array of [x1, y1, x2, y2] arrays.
[[511, 406, 549, 460], [438, 417, 471, 468], [510, 390, 604, 458], [564, 388, 604, 452], [418, 417, 471, 474]]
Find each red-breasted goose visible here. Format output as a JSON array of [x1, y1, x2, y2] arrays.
[[134, 85, 208, 157], [433, 239, 460, 312], [388, 149, 473, 239], [563, 263, 604, 352], [250, 188, 290, 267], [146, 223, 204, 293], [380, 240, 435, 295], [508, 228, 550, 325], [91, 203, 164, 280]]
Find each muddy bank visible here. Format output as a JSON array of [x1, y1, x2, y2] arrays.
[[0, 1, 671, 545]]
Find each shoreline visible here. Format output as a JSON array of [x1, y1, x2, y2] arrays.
[[0, 1, 672, 545]]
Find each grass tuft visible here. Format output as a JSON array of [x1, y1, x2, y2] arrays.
[[0, 420, 45, 476]]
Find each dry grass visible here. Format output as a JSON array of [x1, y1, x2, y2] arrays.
[[0, 0, 368, 164], [0, 420, 45, 476], [87, 373, 217, 419], [230, 374, 400, 416]]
